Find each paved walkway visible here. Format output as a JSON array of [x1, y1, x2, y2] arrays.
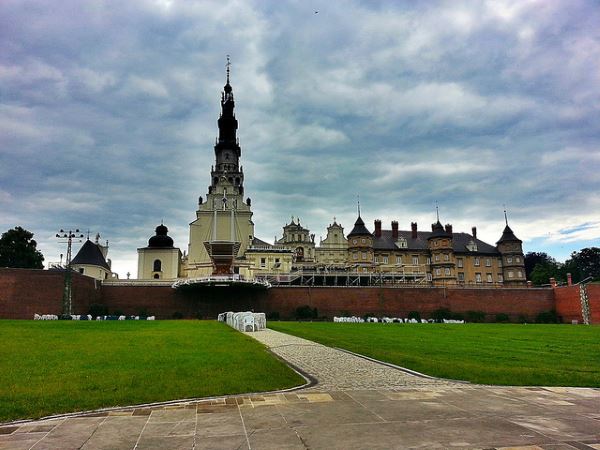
[[1, 329, 599, 449]]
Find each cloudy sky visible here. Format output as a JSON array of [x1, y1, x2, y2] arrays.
[[1, 0, 599, 277]]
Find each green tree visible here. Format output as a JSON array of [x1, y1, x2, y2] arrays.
[[530, 262, 560, 286], [0, 227, 45, 269], [524, 252, 556, 279], [567, 247, 600, 281]]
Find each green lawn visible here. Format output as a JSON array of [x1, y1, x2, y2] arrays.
[[0, 320, 303, 423], [269, 322, 600, 387]]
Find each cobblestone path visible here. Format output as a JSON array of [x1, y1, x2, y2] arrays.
[[248, 329, 456, 391]]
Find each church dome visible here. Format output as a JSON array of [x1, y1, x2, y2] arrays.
[[148, 224, 174, 248]]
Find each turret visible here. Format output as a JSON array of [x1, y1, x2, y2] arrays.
[[347, 214, 373, 270], [427, 218, 455, 285], [496, 211, 526, 285]]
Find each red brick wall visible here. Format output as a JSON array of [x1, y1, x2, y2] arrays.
[[0, 268, 100, 319], [555, 284, 600, 324], [0, 269, 560, 321]]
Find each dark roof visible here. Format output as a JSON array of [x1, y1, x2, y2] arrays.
[[71, 240, 111, 270], [148, 224, 174, 248], [347, 216, 371, 237], [428, 221, 450, 239], [496, 225, 522, 244], [372, 230, 499, 254], [251, 237, 272, 247]]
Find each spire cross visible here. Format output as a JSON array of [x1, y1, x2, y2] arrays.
[[503, 205, 509, 226], [226, 55, 231, 83]]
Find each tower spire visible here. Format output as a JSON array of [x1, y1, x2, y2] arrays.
[[226, 54, 231, 84], [503, 205, 508, 226], [435, 201, 440, 222], [357, 195, 361, 217]]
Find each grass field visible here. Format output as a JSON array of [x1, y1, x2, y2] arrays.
[[269, 322, 600, 387], [0, 320, 303, 423]]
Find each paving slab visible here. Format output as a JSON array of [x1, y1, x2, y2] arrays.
[[1, 328, 599, 449]]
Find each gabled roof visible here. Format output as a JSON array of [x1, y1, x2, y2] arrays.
[[251, 237, 272, 247], [347, 216, 371, 237], [71, 240, 110, 270], [372, 230, 499, 254]]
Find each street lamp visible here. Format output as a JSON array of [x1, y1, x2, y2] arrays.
[[56, 229, 84, 318]]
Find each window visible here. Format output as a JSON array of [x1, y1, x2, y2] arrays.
[[444, 253, 449, 261], [153, 274, 160, 279], [486, 273, 493, 283], [458, 272, 465, 281], [374, 256, 379, 263], [518, 270, 523, 278], [435, 268, 441, 276], [457, 258, 463, 268], [435, 254, 440, 262], [474, 257, 480, 267], [397, 237, 407, 248], [361, 238, 366, 244], [434, 241, 438, 247], [427, 273, 432, 281], [397, 255, 402, 264], [508, 270, 514, 278], [353, 253, 358, 260], [444, 267, 451, 275], [412, 256, 419, 265], [475, 273, 482, 283], [353, 239, 357, 245], [516, 256, 521, 263], [260, 257, 266, 268], [383, 256, 388, 264], [498, 274, 504, 282], [485, 258, 491, 267], [362, 252, 367, 260], [79, 268, 84, 274], [507, 256, 513, 264], [498, 259, 503, 267], [426, 257, 431, 265], [153, 259, 162, 272]]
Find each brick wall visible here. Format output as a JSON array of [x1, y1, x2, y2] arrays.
[[0, 269, 568, 321], [0, 268, 100, 319], [555, 284, 600, 324]]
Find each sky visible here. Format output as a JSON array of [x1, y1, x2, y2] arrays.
[[1, 0, 599, 278]]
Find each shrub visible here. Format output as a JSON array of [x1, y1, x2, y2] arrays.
[[137, 308, 150, 319], [536, 310, 559, 324], [172, 311, 184, 319], [113, 309, 124, 317], [266, 311, 280, 321], [431, 308, 452, 322], [407, 311, 421, 322], [295, 305, 317, 320], [450, 312, 464, 321], [517, 314, 528, 324], [465, 310, 486, 323], [495, 313, 510, 323], [89, 304, 108, 318]]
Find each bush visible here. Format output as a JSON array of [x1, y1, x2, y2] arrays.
[[266, 311, 280, 321], [363, 312, 376, 320], [295, 305, 317, 320], [89, 304, 108, 318], [465, 310, 486, 323], [495, 313, 510, 323], [407, 311, 421, 322], [450, 312, 464, 321], [137, 308, 150, 319], [536, 310, 559, 324], [431, 308, 452, 322], [113, 309, 124, 317], [172, 311, 184, 319], [517, 314, 528, 324]]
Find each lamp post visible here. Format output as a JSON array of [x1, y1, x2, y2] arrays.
[[56, 229, 84, 318]]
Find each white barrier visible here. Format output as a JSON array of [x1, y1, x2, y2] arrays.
[[220, 311, 266, 332]]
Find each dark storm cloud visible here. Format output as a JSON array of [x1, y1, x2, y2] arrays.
[[1, 0, 599, 275]]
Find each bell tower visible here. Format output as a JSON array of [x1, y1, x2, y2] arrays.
[[187, 58, 255, 278]]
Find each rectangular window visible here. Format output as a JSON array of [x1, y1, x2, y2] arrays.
[[516, 256, 521, 263], [426, 257, 431, 265], [507, 256, 513, 264], [397, 255, 402, 264], [444, 253, 449, 261], [353, 253, 358, 260], [362, 252, 367, 260], [374, 256, 378, 263], [498, 274, 504, 282], [485, 258, 491, 267], [498, 259, 503, 268], [474, 257, 480, 266], [435, 254, 440, 262], [475, 273, 482, 283], [427, 273, 432, 281], [486, 273, 493, 283], [435, 268, 441, 276], [508, 270, 514, 278], [444, 267, 450, 275], [518, 270, 523, 278], [412, 256, 419, 265], [458, 272, 465, 282], [383, 256, 388, 264], [457, 258, 463, 268], [260, 258, 266, 268]]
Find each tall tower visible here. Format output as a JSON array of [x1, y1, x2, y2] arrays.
[[186, 60, 255, 277], [496, 212, 526, 285]]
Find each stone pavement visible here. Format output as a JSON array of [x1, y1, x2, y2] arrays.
[[1, 329, 599, 449]]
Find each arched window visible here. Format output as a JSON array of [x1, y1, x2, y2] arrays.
[[153, 259, 162, 272], [153, 274, 160, 279]]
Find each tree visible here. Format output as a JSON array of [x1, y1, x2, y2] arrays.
[[524, 252, 556, 280], [0, 227, 45, 269], [530, 262, 560, 286], [567, 247, 600, 281]]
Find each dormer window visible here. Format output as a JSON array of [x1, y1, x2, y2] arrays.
[[466, 240, 478, 252], [396, 237, 407, 248]]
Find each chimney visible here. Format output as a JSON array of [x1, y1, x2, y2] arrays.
[[374, 219, 382, 238], [445, 224, 453, 235], [550, 277, 557, 288], [471, 226, 477, 239], [391, 221, 399, 240], [567, 273, 572, 286], [411, 222, 417, 239]]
